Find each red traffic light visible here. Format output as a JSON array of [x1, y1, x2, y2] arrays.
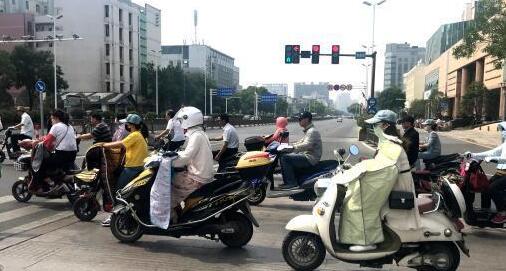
[[293, 45, 300, 52], [332, 45, 340, 53], [312, 45, 320, 52]]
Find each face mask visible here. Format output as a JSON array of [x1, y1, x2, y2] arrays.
[[373, 124, 388, 143]]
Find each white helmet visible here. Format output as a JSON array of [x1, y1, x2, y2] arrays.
[[176, 106, 203, 129]]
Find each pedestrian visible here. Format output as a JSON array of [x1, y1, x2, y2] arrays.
[[400, 115, 419, 168], [210, 113, 239, 171], [102, 113, 148, 227], [9, 106, 34, 156], [112, 113, 129, 141], [76, 111, 112, 143], [155, 109, 186, 151]]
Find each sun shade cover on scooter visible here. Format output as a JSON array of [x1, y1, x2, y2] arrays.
[[149, 156, 176, 229]]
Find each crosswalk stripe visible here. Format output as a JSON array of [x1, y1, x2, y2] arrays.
[[0, 195, 14, 205], [1, 210, 72, 236], [0, 199, 67, 224]]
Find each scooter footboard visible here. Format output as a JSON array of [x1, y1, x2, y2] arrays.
[[286, 215, 319, 235]]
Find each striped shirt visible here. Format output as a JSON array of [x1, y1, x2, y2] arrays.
[[92, 122, 112, 143]]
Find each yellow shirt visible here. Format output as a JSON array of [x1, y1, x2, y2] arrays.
[[122, 131, 148, 168]]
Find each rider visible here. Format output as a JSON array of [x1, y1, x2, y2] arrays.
[[465, 121, 506, 224], [76, 111, 112, 143], [418, 119, 441, 163], [171, 106, 214, 221], [336, 110, 417, 252], [278, 111, 322, 190], [102, 114, 149, 226], [210, 113, 240, 171], [400, 115, 419, 168], [265, 116, 289, 145], [155, 109, 186, 151], [29, 109, 78, 192], [9, 106, 34, 155]]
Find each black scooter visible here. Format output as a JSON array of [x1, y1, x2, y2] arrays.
[[110, 152, 266, 248], [0, 128, 29, 163], [459, 157, 506, 229]]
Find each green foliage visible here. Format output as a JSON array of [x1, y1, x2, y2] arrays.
[[69, 108, 86, 119], [144, 112, 157, 120], [460, 82, 487, 117], [453, 0, 506, 69], [377, 87, 405, 112], [347, 103, 361, 115], [408, 99, 427, 118]]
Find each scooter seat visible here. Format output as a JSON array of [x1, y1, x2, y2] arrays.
[[416, 197, 434, 214], [424, 153, 460, 164], [296, 160, 338, 183]]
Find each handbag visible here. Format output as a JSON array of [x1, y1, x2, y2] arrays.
[[389, 191, 415, 210], [469, 167, 489, 192]]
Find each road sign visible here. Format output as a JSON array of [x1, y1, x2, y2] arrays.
[[440, 101, 449, 110], [367, 106, 377, 115], [260, 94, 278, 103], [355, 51, 366, 59], [217, 88, 235, 97], [367, 97, 377, 107], [35, 80, 46, 93]]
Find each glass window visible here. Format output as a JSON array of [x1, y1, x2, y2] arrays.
[[128, 13, 132, 26], [119, 9, 123, 22], [12, 0, 15, 5], [106, 82, 111, 92], [105, 24, 109, 37], [120, 65, 124, 77], [25, 1, 28, 10], [43, 5, 47, 14], [119, 28, 123, 41], [129, 67, 133, 79], [120, 83, 124, 93], [129, 31, 132, 43], [104, 5, 109, 18], [119, 46, 123, 61], [35, 4, 39, 13], [105, 44, 110, 56], [49, 42, 53, 47], [129, 49, 132, 61], [106, 63, 110, 75], [130, 84, 133, 92]]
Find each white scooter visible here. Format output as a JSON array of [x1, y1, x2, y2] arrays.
[[282, 145, 470, 271]]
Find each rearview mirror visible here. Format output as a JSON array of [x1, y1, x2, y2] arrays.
[[349, 144, 360, 156]]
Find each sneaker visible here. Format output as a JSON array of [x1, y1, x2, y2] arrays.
[[101, 216, 111, 227], [491, 213, 506, 224], [349, 245, 377, 252]]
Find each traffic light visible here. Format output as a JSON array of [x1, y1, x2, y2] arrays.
[[311, 45, 320, 64], [285, 45, 293, 64], [292, 45, 300, 64], [331, 45, 340, 64]]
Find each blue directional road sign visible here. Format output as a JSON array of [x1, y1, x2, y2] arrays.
[[355, 51, 367, 59], [217, 88, 235, 97], [367, 97, 377, 108], [35, 80, 46, 93], [260, 94, 278, 103], [440, 101, 449, 110], [367, 107, 377, 115]]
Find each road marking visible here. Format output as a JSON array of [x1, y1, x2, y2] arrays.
[[0, 199, 67, 224], [0, 196, 14, 205], [0, 210, 72, 237]]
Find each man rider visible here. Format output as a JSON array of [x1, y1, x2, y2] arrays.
[[400, 115, 419, 168], [76, 111, 112, 143], [210, 113, 240, 171], [171, 106, 214, 222], [9, 106, 34, 155], [465, 121, 506, 224], [278, 111, 322, 190]]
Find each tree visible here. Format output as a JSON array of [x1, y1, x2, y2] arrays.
[[460, 82, 487, 118], [453, 0, 506, 69], [347, 103, 361, 115], [408, 99, 427, 118], [0, 51, 15, 107], [377, 87, 405, 112]]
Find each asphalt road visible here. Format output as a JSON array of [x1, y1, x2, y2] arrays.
[[0, 119, 503, 270]]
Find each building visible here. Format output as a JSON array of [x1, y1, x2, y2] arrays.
[[0, 13, 34, 52], [258, 83, 288, 96], [425, 20, 473, 65], [383, 43, 425, 89], [403, 61, 426, 108], [0, 0, 52, 15], [293, 82, 331, 106], [334, 92, 353, 112], [161, 44, 240, 89], [136, 3, 160, 66]]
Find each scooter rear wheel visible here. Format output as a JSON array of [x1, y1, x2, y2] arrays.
[[247, 186, 267, 206], [110, 212, 143, 243], [416, 242, 460, 271], [282, 231, 325, 271], [73, 197, 99, 222], [218, 212, 253, 248], [12, 180, 32, 203]]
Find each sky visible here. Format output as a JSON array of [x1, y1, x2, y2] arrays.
[[132, 0, 471, 100]]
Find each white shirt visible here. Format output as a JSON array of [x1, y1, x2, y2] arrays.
[[20, 112, 34, 138], [166, 118, 185, 142], [223, 123, 239, 149], [49, 122, 77, 151], [172, 127, 214, 183], [473, 142, 506, 170]]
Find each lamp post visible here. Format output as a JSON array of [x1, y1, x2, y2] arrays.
[[46, 14, 63, 109], [362, 63, 371, 97], [150, 49, 161, 115], [362, 0, 387, 51]]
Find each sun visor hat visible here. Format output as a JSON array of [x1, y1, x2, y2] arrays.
[[365, 110, 397, 124], [125, 114, 142, 125]]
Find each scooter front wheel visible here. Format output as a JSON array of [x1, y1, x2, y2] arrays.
[[73, 197, 99, 222], [12, 180, 32, 203], [282, 231, 326, 271], [110, 212, 144, 243], [247, 185, 267, 206]]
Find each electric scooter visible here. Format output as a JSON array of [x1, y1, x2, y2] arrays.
[[282, 145, 469, 271]]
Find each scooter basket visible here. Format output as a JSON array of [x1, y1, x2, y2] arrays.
[[14, 162, 29, 171]]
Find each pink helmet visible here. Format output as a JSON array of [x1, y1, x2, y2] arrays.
[[276, 117, 288, 129]]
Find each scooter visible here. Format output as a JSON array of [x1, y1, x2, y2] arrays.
[[458, 157, 506, 229], [11, 143, 81, 204], [282, 144, 469, 271], [109, 150, 269, 247], [0, 128, 29, 163]]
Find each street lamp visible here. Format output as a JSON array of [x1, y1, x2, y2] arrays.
[[150, 49, 161, 116], [46, 14, 63, 109], [362, 0, 387, 51], [362, 63, 372, 97], [225, 97, 240, 114]]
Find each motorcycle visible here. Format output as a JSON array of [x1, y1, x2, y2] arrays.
[[109, 150, 269, 247], [0, 128, 29, 163], [282, 144, 469, 271], [11, 143, 81, 203], [456, 157, 506, 229], [72, 144, 125, 221]]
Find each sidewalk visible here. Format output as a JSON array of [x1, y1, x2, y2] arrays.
[[437, 129, 501, 149]]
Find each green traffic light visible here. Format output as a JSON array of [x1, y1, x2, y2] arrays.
[[285, 57, 292, 64]]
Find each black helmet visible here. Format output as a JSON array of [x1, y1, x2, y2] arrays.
[[298, 111, 312, 121]]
